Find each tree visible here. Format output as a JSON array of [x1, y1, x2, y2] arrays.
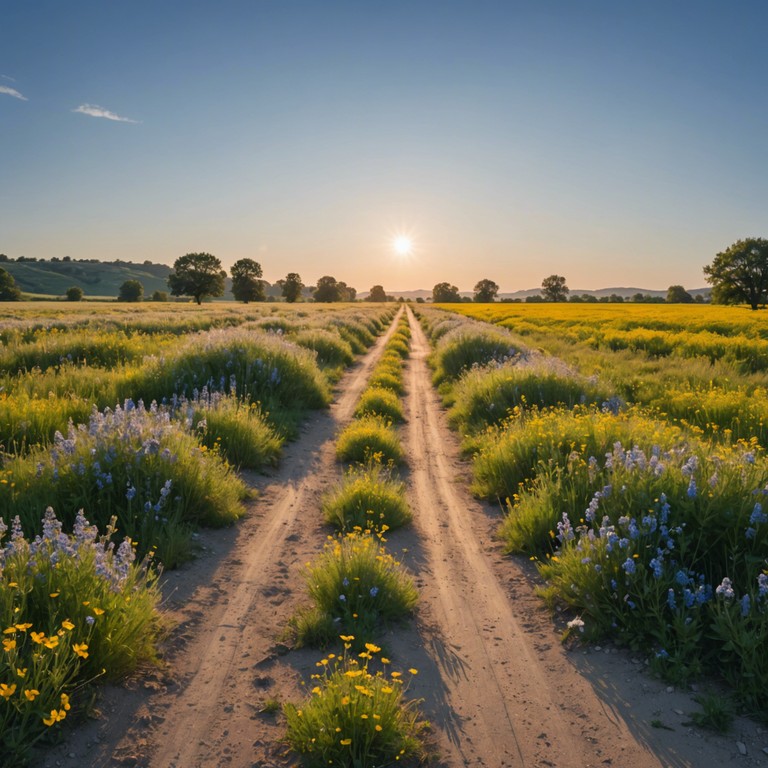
[[230, 258, 265, 303], [0, 277, 20, 302], [281, 273, 304, 303], [368, 285, 388, 302], [0, 268, 21, 301], [167, 252, 226, 305], [66, 286, 84, 302], [704, 238, 768, 310], [432, 282, 461, 302], [473, 278, 499, 303], [314, 275, 341, 302], [337, 281, 356, 302], [666, 285, 693, 303], [151, 290, 169, 302], [541, 275, 569, 302], [119, 279, 144, 302]]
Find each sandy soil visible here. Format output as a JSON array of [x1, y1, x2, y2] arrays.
[[38, 307, 768, 768]]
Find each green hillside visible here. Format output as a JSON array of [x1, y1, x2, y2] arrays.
[[1, 259, 173, 299]]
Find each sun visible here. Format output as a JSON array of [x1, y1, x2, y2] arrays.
[[393, 236, 413, 257]]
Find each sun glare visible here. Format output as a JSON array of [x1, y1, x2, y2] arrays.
[[393, 236, 413, 256]]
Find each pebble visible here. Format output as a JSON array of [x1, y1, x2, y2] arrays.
[[762, 747, 768, 756], [594, 646, 602, 652], [737, 742, 747, 756], [666, 686, 674, 693], [673, 709, 684, 716]]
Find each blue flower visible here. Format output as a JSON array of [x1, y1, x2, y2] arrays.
[[369, 587, 379, 597], [716, 577, 735, 600], [741, 594, 751, 617], [667, 589, 677, 611], [339, 594, 346, 602], [622, 558, 636, 575]]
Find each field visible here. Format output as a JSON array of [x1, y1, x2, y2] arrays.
[[1, 300, 765, 767]]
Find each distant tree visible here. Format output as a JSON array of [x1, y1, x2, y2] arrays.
[[151, 290, 169, 302], [525, 294, 544, 303], [541, 275, 569, 302], [231, 258, 265, 303], [473, 278, 499, 303], [432, 282, 461, 302], [704, 238, 768, 310], [0, 268, 21, 301], [314, 275, 341, 302], [282, 273, 304, 303], [66, 286, 84, 302], [415, 297, 425, 304], [666, 285, 694, 303], [368, 285, 388, 302], [119, 279, 144, 302], [0, 254, 8, 262], [337, 281, 356, 301], [167, 252, 226, 305], [631, 292, 646, 303], [694, 293, 706, 303]]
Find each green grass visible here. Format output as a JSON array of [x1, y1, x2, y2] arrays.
[[336, 416, 404, 466], [354, 387, 405, 423], [322, 465, 411, 532]]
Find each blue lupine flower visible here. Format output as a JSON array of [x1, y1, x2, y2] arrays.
[[369, 587, 379, 597], [741, 594, 751, 617], [686, 478, 697, 499], [649, 558, 663, 579], [622, 558, 636, 575], [655, 648, 669, 660], [667, 589, 677, 610], [750, 503, 767, 526], [339, 594, 346, 602]]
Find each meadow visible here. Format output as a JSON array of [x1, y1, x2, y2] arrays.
[[0, 300, 396, 764], [421, 302, 768, 719]]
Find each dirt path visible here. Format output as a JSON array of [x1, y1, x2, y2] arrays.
[[40, 305, 768, 768]]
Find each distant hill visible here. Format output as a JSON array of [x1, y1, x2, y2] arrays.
[[1, 258, 173, 299]]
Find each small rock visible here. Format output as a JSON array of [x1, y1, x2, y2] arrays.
[[736, 741, 747, 756], [762, 746, 768, 756], [68, 754, 76, 760], [673, 709, 684, 716], [666, 686, 674, 693], [594, 645, 602, 651]]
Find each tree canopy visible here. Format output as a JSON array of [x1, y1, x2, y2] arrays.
[[0, 268, 21, 301], [473, 278, 499, 303], [313, 276, 356, 302], [167, 252, 226, 305], [230, 258, 265, 303], [368, 285, 388, 302], [119, 279, 144, 302], [65, 286, 84, 302], [666, 284, 693, 303], [704, 238, 768, 310], [432, 282, 461, 303], [541, 274, 569, 302], [281, 273, 304, 303]]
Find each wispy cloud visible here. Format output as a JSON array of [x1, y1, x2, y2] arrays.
[[1, 74, 17, 82], [72, 103, 139, 123], [0, 84, 28, 101]]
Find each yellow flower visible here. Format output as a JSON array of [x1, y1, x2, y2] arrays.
[[375, 724, 383, 731], [391, 672, 401, 678], [24, 689, 39, 701], [30, 631, 45, 644], [381, 686, 394, 694], [2, 627, 16, 635], [43, 635, 59, 649], [380, 657, 390, 665], [340, 738, 352, 746], [49, 592, 60, 598], [14, 623, 32, 632], [364, 643, 381, 653], [43, 709, 66, 727], [339, 634, 355, 642], [73, 643, 89, 659], [16, 668, 27, 678], [408, 668, 418, 675], [344, 670, 364, 678], [92, 607, 105, 616], [341, 696, 350, 706], [311, 686, 321, 695], [61, 619, 75, 631], [2, 638, 16, 652], [60, 692, 71, 711], [0, 683, 17, 699]]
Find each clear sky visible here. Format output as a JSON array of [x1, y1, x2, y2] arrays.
[[2, 1, 767, 292]]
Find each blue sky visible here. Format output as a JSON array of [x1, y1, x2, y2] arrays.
[[2, 1, 767, 292]]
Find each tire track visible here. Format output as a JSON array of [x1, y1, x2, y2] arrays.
[[403, 306, 663, 768]]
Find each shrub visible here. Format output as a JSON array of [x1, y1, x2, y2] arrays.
[[292, 329, 355, 368], [336, 416, 404, 466], [294, 532, 417, 645], [284, 641, 425, 768], [354, 387, 404, 423], [0, 509, 160, 763], [322, 465, 411, 532], [431, 326, 521, 385]]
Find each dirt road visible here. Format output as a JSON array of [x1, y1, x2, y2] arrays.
[[41, 306, 767, 768]]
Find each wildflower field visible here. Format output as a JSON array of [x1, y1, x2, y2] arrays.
[[0, 301, 395, 764], [421, 302, 768, 718]]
